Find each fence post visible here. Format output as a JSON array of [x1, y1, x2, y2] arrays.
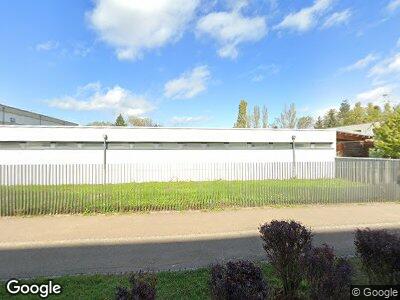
[[291, 135, 296, 179], [103, 134, 108, 184]]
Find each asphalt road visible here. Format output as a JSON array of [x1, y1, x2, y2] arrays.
[[1, 203, 400, 280]]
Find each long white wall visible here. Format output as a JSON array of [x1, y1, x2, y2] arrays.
[[0, 125, 336, 143], [0, 149, 335, 165], [0, 126, 336, 184]]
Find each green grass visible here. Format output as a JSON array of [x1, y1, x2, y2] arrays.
[[0, 260, 368, 299], [1, 178, 395, 216]]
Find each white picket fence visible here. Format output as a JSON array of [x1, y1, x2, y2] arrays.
[[0, 158, 399, 186], [0, 161, 336, 186], [0, 158, 399, 216]]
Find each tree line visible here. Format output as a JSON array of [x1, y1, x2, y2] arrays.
[[314, 100, 397, 129], [233, 99, 398, 129], [314, 100, 400, 159], [233, 100, 314, 129], [87, 114, 161, 127]]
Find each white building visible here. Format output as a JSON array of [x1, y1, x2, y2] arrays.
[[0, 125, 336, 164], [0, 126, 336, 184], [0, 103, 77, 126]]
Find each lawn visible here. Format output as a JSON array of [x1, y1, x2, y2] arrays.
[[0, 178, 394, 216], [0, 260, 368, 299]]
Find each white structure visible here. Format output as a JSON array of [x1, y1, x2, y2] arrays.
[[0, 126, 336, 164], [0, 103, 77, 126], [0, 126, 336, 184]]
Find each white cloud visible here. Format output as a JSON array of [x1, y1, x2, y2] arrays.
[[36, 41, 92, 57], [196, 4, 267, 59], [252, 75, 265, 82], [341, 53, 378, 73], [72, 43, 92, 57], [368, 52, 400, 78], [48, 82, 154, 116], [36, 41, 59, 51], [246, 64, 280, 82], [170, 115, 209, 125], [87, 0, 199, 60], [164, 66, 211, 99], [274, 0, 333, 32], [356, 85, 394, 105], [322, 9, 351, 28], [387, 0, 400, 12]]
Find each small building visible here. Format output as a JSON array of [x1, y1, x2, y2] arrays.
[[0, 103, 77, 126], [334, 123, 377, 157], [335, 123, 377, 136]]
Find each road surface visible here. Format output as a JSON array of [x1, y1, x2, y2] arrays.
[[1, 202, 400, 280]]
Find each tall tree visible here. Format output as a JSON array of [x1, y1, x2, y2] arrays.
[[274, 103, 297, 128], [252, 105, 261, 128], [297, 116, 314, 129], [337, 100, 351, 125], [372, 108, 400, 158], [115, 114, 127, 126], [314, 116, 324, 129], [365, 103, 382, 122], [347, 102, 366, 124], [262, 105, 269, 128], [383, 102, 394, 118], [323, 109, 339, 128], [234, 100, 249, 128]]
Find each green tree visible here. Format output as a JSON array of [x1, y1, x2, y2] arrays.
[[262, 105, 269, 128], [314, 116, 324, 129], [383, 102, 394, 118], [115, 114, 127, 126], [372, 108, 400, 158], [234, 100, 249, 128], [347, 102, 366, 124], [337, 100, 351, 125], [365, 103, 382, 122], [323, 109, 339, 128], [297, 116, 313, 129]]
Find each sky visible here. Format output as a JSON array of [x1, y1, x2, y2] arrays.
[[0, 0, 399, 127]]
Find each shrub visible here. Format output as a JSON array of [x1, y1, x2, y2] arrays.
[[115, 271, 157, 300], [210, 260, 269, 300], [354, 228, 400, 284], [211, 264, 226, 300], [304, 244, 353, 300], [259, 220, 312, 298]]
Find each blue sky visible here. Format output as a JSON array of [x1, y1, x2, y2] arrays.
[[0, 0, 399, 127]]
